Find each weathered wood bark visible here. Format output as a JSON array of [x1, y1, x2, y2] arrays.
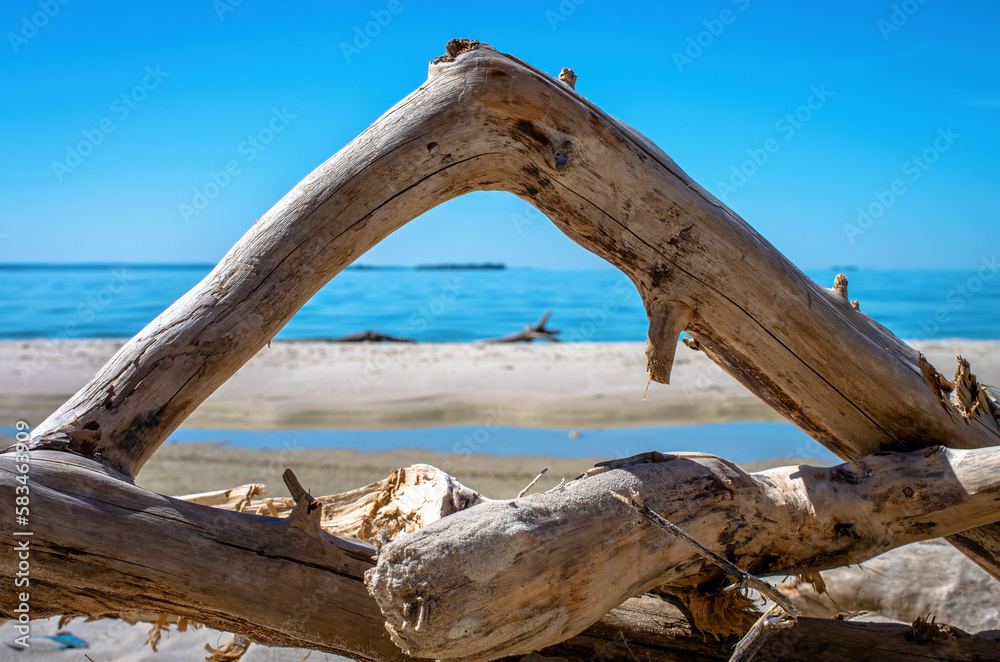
[[546, 597, 1000, 662], [7, 37, 1000, 660], [4, 452, 999, 661]]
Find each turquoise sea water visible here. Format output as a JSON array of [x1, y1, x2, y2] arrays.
[[6, 264, 989, 461], [1, 264, 998, 341]]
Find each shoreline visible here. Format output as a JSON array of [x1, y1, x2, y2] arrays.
[[5, 339, 998, 431], [0, 434, 832, 504]]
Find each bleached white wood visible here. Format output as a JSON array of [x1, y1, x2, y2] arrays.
[[25, 40, 999, 479]]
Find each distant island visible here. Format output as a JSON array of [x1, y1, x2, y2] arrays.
[[347, 263, 507, 271], [348, 264, 407, 270], [416, 263, 506, 270]]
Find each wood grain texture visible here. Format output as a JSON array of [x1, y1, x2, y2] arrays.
[[778, 539, 1000, 634]]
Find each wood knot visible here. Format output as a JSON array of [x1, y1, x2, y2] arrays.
[[554, 140, 572, 170]]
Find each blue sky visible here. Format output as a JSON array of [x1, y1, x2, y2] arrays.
[[1, 0, 997, 269]]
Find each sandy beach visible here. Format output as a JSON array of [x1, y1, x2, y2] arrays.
[[6, 339, 998, 432], [3, 338, 999, 660], [4, 337, 999, 495]]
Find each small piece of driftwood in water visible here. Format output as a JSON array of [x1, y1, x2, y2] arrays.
[[477, 311, 561, 343]]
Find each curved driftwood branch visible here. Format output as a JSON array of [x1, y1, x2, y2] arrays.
[[24, 40, 999, 475]]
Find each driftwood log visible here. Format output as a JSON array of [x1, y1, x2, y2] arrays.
[[364, 447, 1000, 660], [4, 38, 1000, 661], [327, 312, 561, 343], [477, 311, 561, 343], [331, 330, 418, 343], [5, 453, 1000, 662]]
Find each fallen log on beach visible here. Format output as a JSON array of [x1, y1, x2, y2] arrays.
[[477, 311, 561, 343], [365, 448, 1000, 660], [329, 312, 562, 343], [5, 38, 1000, 661], [331, 330, 418, 342]]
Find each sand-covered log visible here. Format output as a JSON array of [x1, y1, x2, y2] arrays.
[[365, 447, 1000, 661]]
